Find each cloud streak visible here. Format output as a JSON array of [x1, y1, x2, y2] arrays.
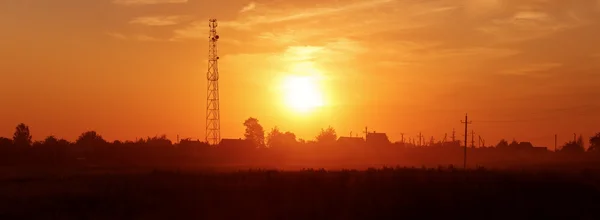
[[501, 63, 563, 76], [130, 16, 191, 26], [113, 0, 187, 6], [221, 0, 395, 29], [240, 2, 256, 13], [106, 32, 164, 42]]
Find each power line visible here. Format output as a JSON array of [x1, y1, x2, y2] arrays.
[[461, 114, 472, 169], [476, 105, 600, 124], [452, 128, 456, 142], [471, 130, 475, 148]]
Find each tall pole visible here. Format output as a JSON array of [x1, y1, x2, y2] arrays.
[[205, 19, 221, 146], [471, 130, 475, 148], [461, 114, 472, 169], [443, 133, 448, 146], [400, 133, 405, 144]]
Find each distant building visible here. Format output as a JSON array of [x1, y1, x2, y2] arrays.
[[337, 137, 365, 146], [366, 132, 390, 146], [219, 138, 254, 149], [519, 142, 535, 148], [178, 139, 209, 148]]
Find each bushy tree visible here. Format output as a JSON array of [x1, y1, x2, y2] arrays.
[[267, 127, 297, 148], [589, 133, 600, 153], [316, 126, 337, 144], [560, 135, 585, 153], [76, 131, 107, 148], [43, 136, 70, 148], [44, 136, 59, 146], [145, 135, 173, 147], [13, 123, 32, 147], [0, 137, 12, 148], [508, 140, 519, 148], [244, 117, 265, 147]]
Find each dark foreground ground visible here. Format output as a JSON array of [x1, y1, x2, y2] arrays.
[[1, 167, 600, 220]]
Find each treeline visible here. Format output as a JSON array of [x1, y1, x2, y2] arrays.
[[1, 119, 600, 169]]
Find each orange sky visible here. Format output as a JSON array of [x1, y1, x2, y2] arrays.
[[1, 0, 599, 148]]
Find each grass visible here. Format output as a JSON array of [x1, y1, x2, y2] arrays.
[[1, 167, 599, 219]]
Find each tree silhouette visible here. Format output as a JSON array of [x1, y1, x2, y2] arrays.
[[244, 117, 265, 148], [44, 136, 59, 146], [496, 139, 509, 148], [316, 126, 337, 144], [13, 123, 32, 147], [588, 133, 600, 152], [508, 140, 519, 149], [267, 127, 297, 148], [560, 135, 584, 153], [76, 131, 107, 148], [145, 135, 173, 148], [41, 136, 70, 148], [0, 137, 13, 148]]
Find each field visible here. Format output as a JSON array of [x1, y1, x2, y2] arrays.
[[1, 167, 599, 219]]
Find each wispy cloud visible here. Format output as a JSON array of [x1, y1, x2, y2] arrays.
[[463, 0, 502, 15], [172, 21, 206, 40], [106, 32, 164, 42], [478, 9, 584, 43], [130, 16, 191, 26], [113, 0, 187, 6], [221, 0, 394, 29], [513, 11, 551, 22], [106, 32, 127, 40], [240, 2, 256, 13], [430, 47, 520, 60], [500, 63, 563, 76]]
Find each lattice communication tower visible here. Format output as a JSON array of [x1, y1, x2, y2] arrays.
[[205, 19, 220, 145]]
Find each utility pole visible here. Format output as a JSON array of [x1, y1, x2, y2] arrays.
[[461, 114, 472, 169], [417, 132, 424, 147], [471, 130, 476, 148], [400, 133, 405, 144], [443, 133, 448, 146], [478, 135, 485, 148], [452, 129, 456, 142]]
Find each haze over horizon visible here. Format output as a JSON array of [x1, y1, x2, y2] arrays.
[[1, 0, 599, 148]]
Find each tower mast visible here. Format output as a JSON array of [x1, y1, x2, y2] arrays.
[[205, 19, 221, 146]]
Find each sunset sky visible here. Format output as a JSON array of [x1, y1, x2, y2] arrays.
[[1, 0, 599, 148]]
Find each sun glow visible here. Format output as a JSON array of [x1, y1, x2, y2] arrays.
[[282, 75, 324, 113]]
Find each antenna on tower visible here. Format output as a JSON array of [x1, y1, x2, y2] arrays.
[[205, 19, 221, 146]]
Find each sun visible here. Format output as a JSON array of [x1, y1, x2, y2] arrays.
[[281, 75, 324, 113]]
